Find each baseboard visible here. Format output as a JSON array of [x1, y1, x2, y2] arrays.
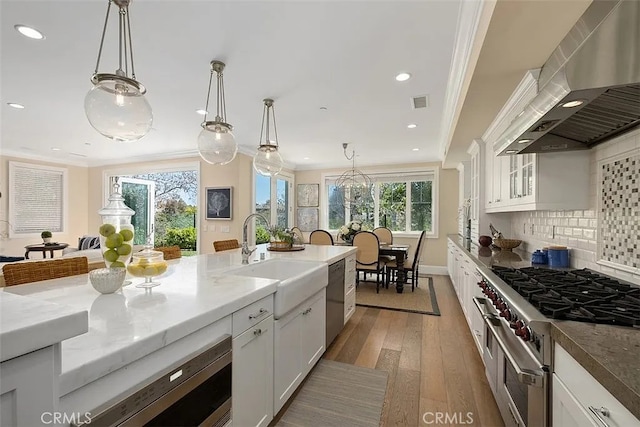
[[418, 264, 448, 276]]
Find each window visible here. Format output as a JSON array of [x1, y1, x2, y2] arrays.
[[9, 162, 68, 237], [324, 169, 437, 236], [254, 171, 294, 243]]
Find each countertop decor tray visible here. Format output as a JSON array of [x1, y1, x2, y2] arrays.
[[267, 245, 305, 252]]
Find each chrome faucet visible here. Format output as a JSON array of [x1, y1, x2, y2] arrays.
[[241, 213, 269, 264]]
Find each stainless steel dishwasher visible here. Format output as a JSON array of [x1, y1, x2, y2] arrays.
[[326, 259, 345, 348]]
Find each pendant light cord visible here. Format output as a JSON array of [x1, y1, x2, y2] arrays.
[[93, 0, 113, 74], [92, 0, 137, 79], [203, 69, 214, 123]]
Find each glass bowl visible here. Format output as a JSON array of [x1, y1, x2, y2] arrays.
[[89, 267, 126, 294], [127, 247, 168, 288]]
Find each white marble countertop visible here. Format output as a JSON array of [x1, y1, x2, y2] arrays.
[[0, 244, 354, 396], [0, 292, 88, 363]]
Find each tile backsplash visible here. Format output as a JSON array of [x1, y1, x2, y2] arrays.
[[509, 128, 640, 285]]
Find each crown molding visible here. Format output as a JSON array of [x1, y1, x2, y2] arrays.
[[439, 0, 497, 163], [0, 149, 89, 168]]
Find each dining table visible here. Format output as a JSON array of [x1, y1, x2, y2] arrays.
[[336, 241, 411, 293]]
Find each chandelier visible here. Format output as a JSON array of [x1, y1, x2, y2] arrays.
[[198, 60, 237, 165], [335, 143, 373, 208], [253, 98, 284, 176], [85, 0, 152, 143]]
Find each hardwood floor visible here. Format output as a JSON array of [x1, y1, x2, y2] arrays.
[[324, 275, 504, 427]]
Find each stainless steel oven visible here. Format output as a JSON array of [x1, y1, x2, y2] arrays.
[[75, 336, 232, 427], [475, 297, 548, 427]]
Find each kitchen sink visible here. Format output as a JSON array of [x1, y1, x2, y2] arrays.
[[230, 259, 328, 318]]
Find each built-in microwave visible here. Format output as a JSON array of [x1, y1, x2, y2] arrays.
[[74, 336, 232, 427]]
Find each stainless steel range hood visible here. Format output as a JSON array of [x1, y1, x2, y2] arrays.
[[496, 0, 640, 156]]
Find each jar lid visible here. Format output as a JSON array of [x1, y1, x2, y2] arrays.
[[549, 245, 568, 250], [98, 181, 135, 217]]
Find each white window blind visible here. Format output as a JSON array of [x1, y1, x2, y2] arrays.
[[9, 162, 67, 236]]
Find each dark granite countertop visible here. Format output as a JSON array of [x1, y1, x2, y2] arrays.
[[448, 234, 640, 420]]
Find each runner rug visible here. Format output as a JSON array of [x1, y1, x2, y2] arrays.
[[355, 276, 441, 316], [276, 359, 387, 427]]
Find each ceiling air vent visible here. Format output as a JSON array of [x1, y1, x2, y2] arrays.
[[411, 95, 429, 110]]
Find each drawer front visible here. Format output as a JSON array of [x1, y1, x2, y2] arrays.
[[233, 295, 274, 337], [554, 344, 639, 427], [344, 288, 356, 324], [345, 255, 356, 289]]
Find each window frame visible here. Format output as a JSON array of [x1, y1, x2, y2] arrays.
[[322, 167, 439, 239], [251, 170, 295, 244]]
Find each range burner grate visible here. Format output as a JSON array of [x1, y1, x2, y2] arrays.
[[491, 267, 640, 327]]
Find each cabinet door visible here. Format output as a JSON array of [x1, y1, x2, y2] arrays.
[[301, 291, 326, 374], [552, 374, 598, 427], [274, 309, 303, 414], [233, 316, 274, 427], [485, 140, 494, 209]]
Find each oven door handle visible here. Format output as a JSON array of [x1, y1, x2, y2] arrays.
[[473, 297, 545, 388]]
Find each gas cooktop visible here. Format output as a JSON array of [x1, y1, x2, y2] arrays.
[[492, 266, 640, 327]]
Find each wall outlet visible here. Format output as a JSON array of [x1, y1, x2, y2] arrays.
[[221, 225, 230, 233]]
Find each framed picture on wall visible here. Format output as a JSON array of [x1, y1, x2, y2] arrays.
[[297, 183, 319, 207], [206, 187, 232, 220], [297, 208, 319, 232]]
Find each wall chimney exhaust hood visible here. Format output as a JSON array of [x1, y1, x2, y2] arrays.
[[496, 0, 640, 156]]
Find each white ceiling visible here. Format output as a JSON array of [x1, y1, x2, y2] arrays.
[[1, 0, 462, 169]]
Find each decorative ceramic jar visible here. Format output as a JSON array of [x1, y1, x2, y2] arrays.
[[478, 235, 493, 247], [98, 180, 135, 268]]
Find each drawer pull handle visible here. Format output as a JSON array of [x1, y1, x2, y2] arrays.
[[588, 406, 610, 427], [302, 308, 312, 315], [253, 328, 263, 336], [249, 308, 269, 320]]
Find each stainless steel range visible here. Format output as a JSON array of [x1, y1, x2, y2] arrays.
[[474, 264, 640, 427]]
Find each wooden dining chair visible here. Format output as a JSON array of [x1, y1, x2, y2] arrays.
[[2, 257, 89, 286], [291, 227, 305, 244], [213, 239, 241, 252], [309, 230, 334, 245], [385, 230, 426, 291], [353, 231, 385, 293], [154, 245, 182, 260]]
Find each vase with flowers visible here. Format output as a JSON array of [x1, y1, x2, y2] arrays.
[[338, 220, 363, 244]]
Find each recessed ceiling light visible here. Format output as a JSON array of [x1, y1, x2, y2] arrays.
[[395, 72, 411, 82], [7, 102, 25, 109], [517, 139, 533, 144], [319, 107, 328, 111], [561, 100, 584, 108], [85, 142, 92, 146], [412, 148, 420, 151], [506, 150, 518, 154], [303, 157, 310, 160], [14, 24, 45, 40], [407, 124, 417, 129], [51, 147, 61, 151], [196, 109, 208, 115]]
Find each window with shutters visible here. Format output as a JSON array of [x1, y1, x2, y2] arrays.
[[8, 162, 68, 237]]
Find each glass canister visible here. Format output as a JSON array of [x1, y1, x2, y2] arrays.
[[127, 244, 168, 288], [98, 180, 135, 268]]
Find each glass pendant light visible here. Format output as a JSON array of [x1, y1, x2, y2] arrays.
[[253, 98, 284, 176], [85, 0, 152, 142], [198, 60, 237, 165]]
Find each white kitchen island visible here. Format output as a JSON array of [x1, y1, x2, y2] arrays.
[[0, 243, 355, 427]]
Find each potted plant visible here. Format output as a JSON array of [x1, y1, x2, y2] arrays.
[[268, 226, 294, 250], [41, 230, 52, 244]]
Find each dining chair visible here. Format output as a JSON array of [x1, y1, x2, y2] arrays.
[[373, 227, 393, 245], [2, 257, 89, 286], [154, 245, 182, 260], [290, 227, 305, 244], [353, 231, 384, 293], [213, 239, 241, 252], [309, 230, 334, 245], [385, 230, 426, 291]]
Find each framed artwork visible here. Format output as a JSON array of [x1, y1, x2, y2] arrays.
[[206, 187, 232, 220], [297, 183, 319, 207], [297, 208, 319, 232]]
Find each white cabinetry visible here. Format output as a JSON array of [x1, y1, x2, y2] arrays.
[[344, 254, 356, 323], [1, 346, 58, 427], [232, 295, 274, 427], [553, 343, 640, 427], [274, 289, 326, 414]]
